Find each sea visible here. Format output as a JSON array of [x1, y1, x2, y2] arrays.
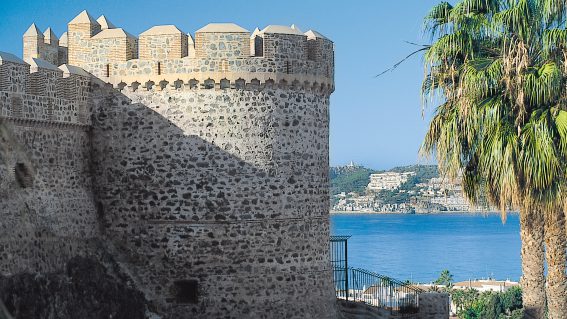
[[330, 212, 521, 284]]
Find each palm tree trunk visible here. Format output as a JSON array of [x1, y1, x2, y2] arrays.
[[520, 208, 546, 319], [544, 208, 567, 319]]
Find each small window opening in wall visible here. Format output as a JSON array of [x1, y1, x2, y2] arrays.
[[106, 64, 110, 77], [157, 62, 162, 75], [15, 162, 33, 188], [174, 280, 198, 304]]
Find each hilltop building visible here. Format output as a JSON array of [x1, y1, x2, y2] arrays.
[[345, 160, 358, 168]]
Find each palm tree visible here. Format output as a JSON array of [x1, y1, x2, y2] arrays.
[[434, 269, 454, 287], [421, 1, 567, 318]]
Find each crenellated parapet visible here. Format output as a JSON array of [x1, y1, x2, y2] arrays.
[[67, 11, 101, 67], [24, 10, 334, 93], [139, 25, 186, 60], [89, 56, 334, 94], [0, 53, 29, 94], [11, 10, 335, 130], [0, 52, 92, 127], [194, 23, 250, 59], [259, 25, 308, 60], [58, 32, 69, 65], [23, 24, 66, 66], [4, 11, 339, 319]]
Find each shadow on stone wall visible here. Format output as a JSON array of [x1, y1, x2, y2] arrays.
[[0, 257, 146, 319], [0, 81, 334, 319], [88, 85, 335, 318]]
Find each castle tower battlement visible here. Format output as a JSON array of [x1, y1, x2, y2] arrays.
[[2, 10, 338, 319], [0, 52, 92, 127], [24, 10, 334, 93], [23, 24, 64, 66]]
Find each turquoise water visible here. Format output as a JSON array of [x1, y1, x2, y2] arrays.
[[330, 213, 521, 284]]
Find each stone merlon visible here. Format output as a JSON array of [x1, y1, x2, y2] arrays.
[[20, 10, 334, 92]]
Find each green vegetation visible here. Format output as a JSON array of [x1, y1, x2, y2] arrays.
[[330, 164, 442, 208], [434, 269, 454, 287], [391, 165, 438, 184], [400, 166, 437, 190], [451, 287, 523, 319], [330, 164, 439, 197], [430, 270, 522, 318], [381, 165, 440, 205], [421, 1, 567, 316], [329, 165, 376, 195]]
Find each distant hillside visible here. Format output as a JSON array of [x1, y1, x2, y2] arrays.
[[391, 164, 439, 190], [330, 164, 439, 195], [329, 165, 376, 195]]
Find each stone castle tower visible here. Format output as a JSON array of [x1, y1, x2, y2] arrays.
[[1, 10, 335, 318]]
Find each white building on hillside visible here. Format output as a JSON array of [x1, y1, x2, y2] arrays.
[[430, 195, 471, 211], [367, 171, 415, 191], [453, 279, 519, 293]]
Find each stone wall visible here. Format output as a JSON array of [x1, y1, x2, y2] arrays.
[[0, 91, 88, 124], [1, 11, 337, 319], [40, 41, 59, 67], [194, 31, 250, 58], [89, 83, 336, 318], [58, 46, 68, 66], [263, 33, 308, 61], [43, 12, 334, 90], [83, 56, 334, 88], [23, 34, 42, 64], [23, 37, 59, 67], [0, 119, 97, 275], [90, 35, 138, 64], [29, 68, 61, 97], [337, 296, 450, 319], [418, 293, 450, 319], [58, 33, 69, 65], [23, 12, 335, 86], [336, 300, 396, 319], [139, 28, 188, 60], [0, 61, 29, 93], [68, 18, 101, 66], [0, 54, 97, 276]]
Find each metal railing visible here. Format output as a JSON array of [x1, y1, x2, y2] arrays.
[[330, 235, 350, 300], [330, 235, 423, 317], [345, 268, 422, 316]]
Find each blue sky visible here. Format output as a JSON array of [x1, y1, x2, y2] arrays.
[[0, 0, 440, 170]]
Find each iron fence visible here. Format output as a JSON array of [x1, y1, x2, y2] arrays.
[[330, 235, 423, 316], [330, 235, 350, 300], [348, 268, 422, 315]]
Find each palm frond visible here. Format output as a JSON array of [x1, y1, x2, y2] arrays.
[[425, 1, 454, 37], [523, 62, 563, 106], [543, 28, 567, 51], [520, 110, 561, 192], [553, 110, 567, 158]]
